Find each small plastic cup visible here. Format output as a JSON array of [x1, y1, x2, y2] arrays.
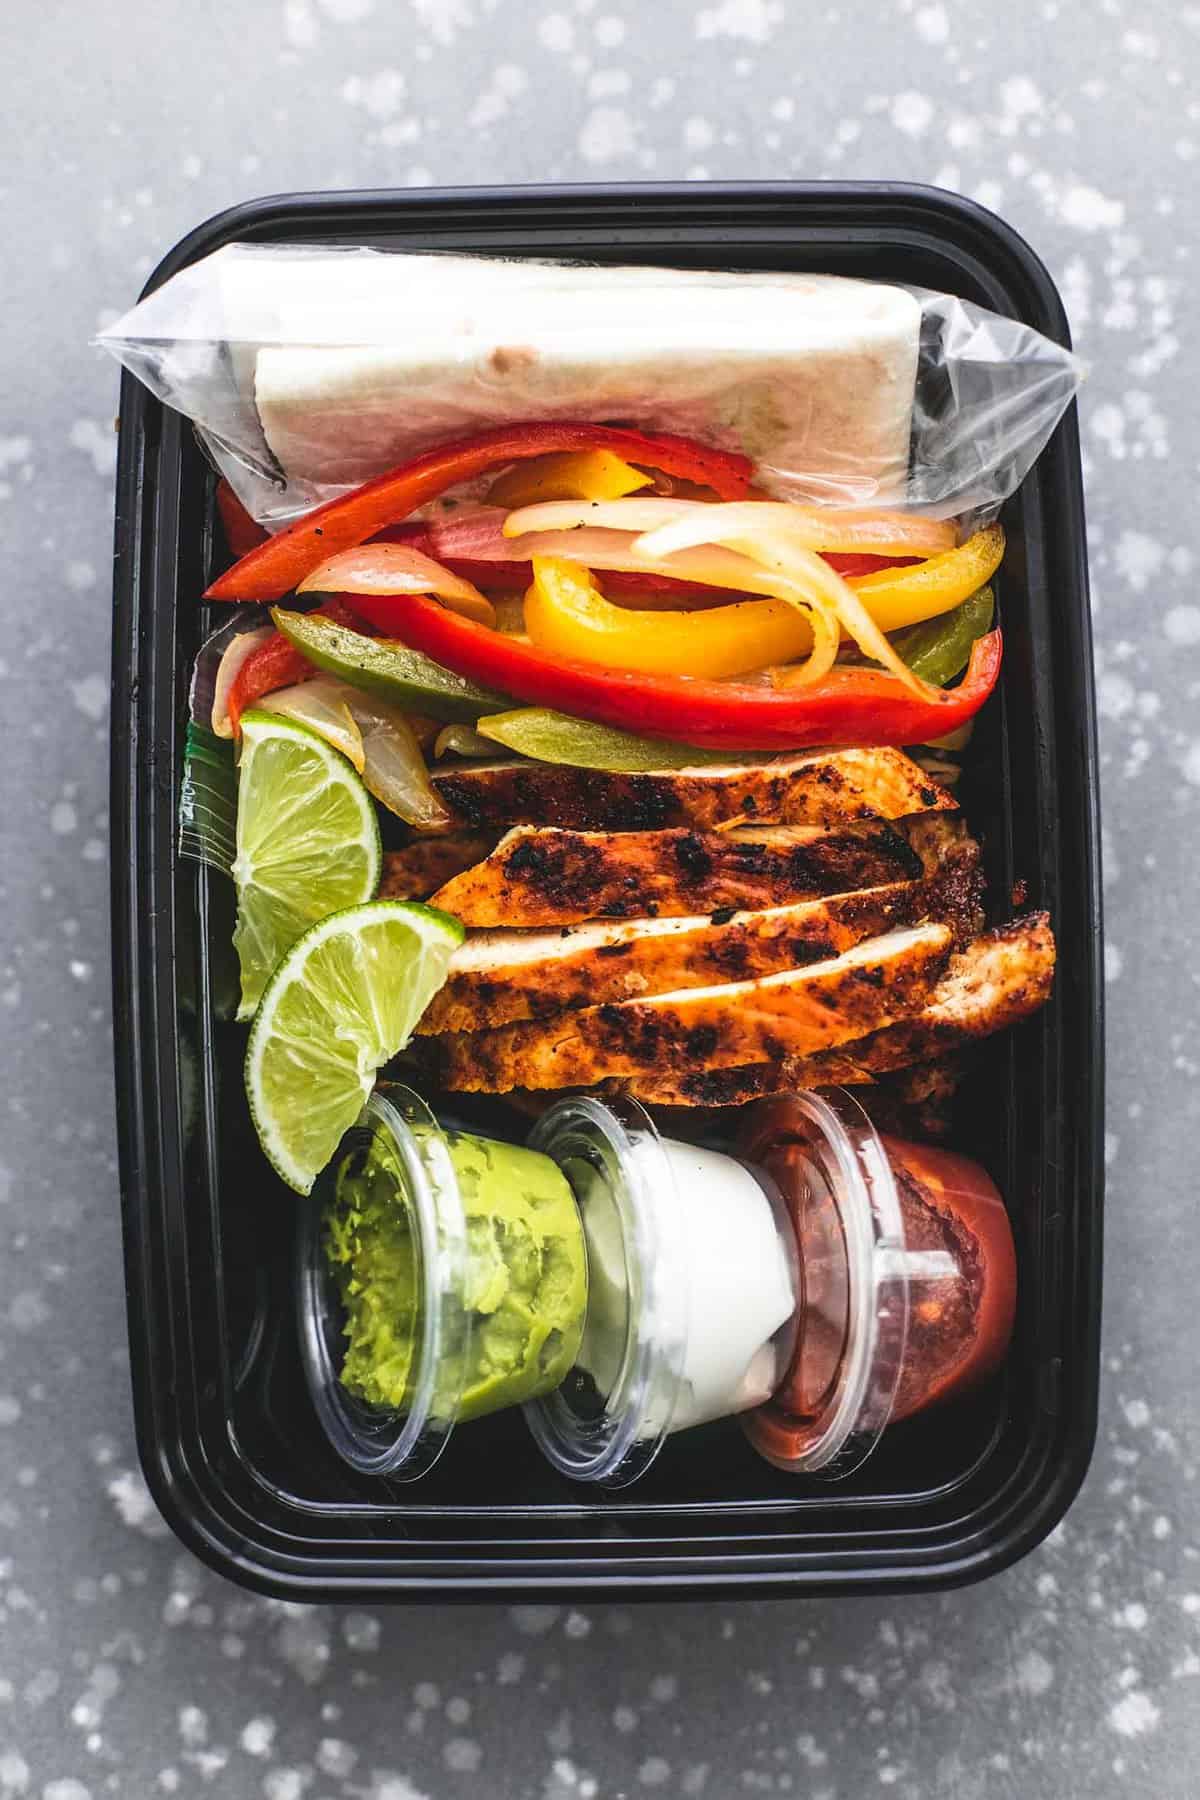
[[524, 1094, 800, 1489], [739, 1088, 1016, 1478], [297, 1087, 471, 1480], [297, 1085, 590, 1481]]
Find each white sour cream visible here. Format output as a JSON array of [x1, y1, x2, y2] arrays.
[[577, 1137, 797, 1437]]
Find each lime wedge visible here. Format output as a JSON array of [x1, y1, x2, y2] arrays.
[[232, 709, 382, 1021], [245, 900, 464, 1194]]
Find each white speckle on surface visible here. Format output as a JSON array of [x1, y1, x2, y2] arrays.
[[262, 1771, 309, 1800], [1114, 530, 1165, 591], [70, 675, 108, 721], [177, 1707, 207, 1750], [579, 105, 636, 163], [0, 1396, 21, 1426], [50, 802, 77, 835], [468, 62, 527, 128], [638, 1758, 672, 1788], [410, 0, 473, 44], [42, 1785, 92, 1800], [683, 116, 714, 151], [68, 419, 116, 478], [315, 1740, 356, 1779], [1061, 183, 1125, 231], [891, 91, 933, 135], [282, 0, 318, 49], [511, 1606, 561, 1637], [0, 1750, 30, 1793], [65, 561, 96, 592], [1123, 1399, 1151, 1429], [1164, 605, 1200, 646], [538, 13, 573, 52], [10, 1290, 48, 1330], [274, 1608, 331, 1684], [339, 67, 405, 116], [594, 14, 624, 46], [342, 1611, 381, 1651], [1105, 943, 1123, 983], [240, 1720, 276, 1758], [442, 1740, 482, 1774], [1014, 1648, 1057, 1692], [696, 0, 777, 43], [105, 1469, 167, 1538], [1000, 75, 1042, 121], [1120, 1602, 1149, 1630], [317, 0, 374, 19], [363, 1777, 431, 1800], [0, 436, 32, 472], [913, 4, 948, 43], [1109, 1690, 1161, 1737]]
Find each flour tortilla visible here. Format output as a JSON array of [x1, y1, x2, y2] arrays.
[[250, 258, 920, 505]]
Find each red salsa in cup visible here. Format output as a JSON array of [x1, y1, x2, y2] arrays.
[[740, 1089, 1017, 1478]]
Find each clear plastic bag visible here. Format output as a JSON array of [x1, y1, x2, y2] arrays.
[[98, 245, 1081, 529]]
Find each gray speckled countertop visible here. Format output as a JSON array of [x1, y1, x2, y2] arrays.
[[3, 1, 1198, 1795]]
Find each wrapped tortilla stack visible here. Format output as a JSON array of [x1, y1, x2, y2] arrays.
[[249, 255, 921, 505]]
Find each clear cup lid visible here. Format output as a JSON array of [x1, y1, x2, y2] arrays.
[[740, 1087, 946, 1480], [296, 1086, 471, 1481], [524, 1094, 690, 1490]]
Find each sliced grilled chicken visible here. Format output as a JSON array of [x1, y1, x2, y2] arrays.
[[432, 747, 955, 833], [612, 913, 1055, 1106], [419, 922, 953, 1092], [428, 820, 923, 928], [379, 835, 493, 901], [418, 869, 979, 1034], [902, 810, 980, 877]]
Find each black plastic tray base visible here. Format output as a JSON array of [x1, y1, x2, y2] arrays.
[[110, 183, 1103, 1601]]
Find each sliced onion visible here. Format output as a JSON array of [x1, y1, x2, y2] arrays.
[[341, 687, 451, 831], [257, 679, 366, 769], [502, 497, 704, 540], [433, 723, 498, 760], [631, 518, 935, 698], [634, 502, 956, 561], [429, 507, 536, 563], [515, 528, 779, 596], [209, 626, 275, 738], [257, 675, 449, 828], [296, 542, 495, 625]]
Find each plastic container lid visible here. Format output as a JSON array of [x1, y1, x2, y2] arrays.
[[739, 1088, 958, 1479], [524, 1094, 691, 1490], [296, 1086, 471, 1481]]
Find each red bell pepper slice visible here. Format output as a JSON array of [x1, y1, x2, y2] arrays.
[[339, 593, 1003, 752], [226, 598, 362, 735], [204, 424, 755, 602], [215, 480, 269, 557]]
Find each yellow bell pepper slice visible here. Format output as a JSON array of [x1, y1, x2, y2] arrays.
[[487, 449, 654, 510], [845, 523, 1006, 634], [525, 555, 814, 680]]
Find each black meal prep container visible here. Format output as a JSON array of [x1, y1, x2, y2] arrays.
[[110, 183, 1103, 1601]]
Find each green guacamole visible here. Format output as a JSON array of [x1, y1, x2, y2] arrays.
[[325, 1124, 588, 1423]]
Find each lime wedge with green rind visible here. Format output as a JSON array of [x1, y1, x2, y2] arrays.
[[232, 708, 382, 1021], [245, 899, 464, 1195]]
